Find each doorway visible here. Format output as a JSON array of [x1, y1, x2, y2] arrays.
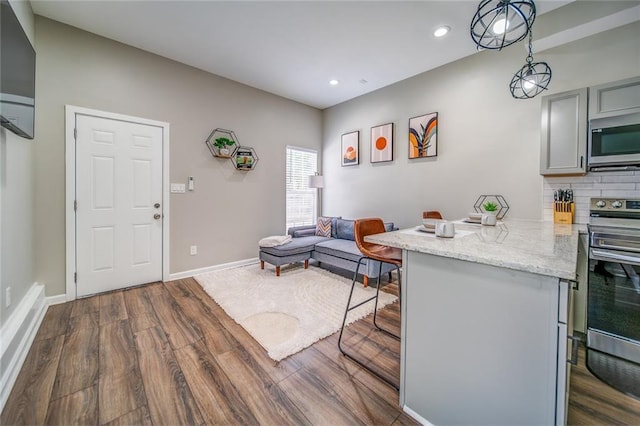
[[65, 106, 170, 299]]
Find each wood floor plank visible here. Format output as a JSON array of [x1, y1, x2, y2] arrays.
[[165, 279, 224, 332], [134, 325, 204, 425], [34, 303, 73, 341], [216, 312, 303, 383], [98, 318, 147, 424], [99, 319, 137, 377], [175, 340, 259, 425], [100, 291, 128, 325], [289, 346, 401, 425], [99, 369, 147, 424], [103, 406, 153, 426], [44, 385, 97, 425], [149, 287, 202, 349], [0, 335, 65, 425], [200, 326, 235, 356], [217, 350, 311, 425], [70, 295, 100, 317], [50, 325, 99, 400], [123, 285, 161, 333], [279, 368, 368, 426]]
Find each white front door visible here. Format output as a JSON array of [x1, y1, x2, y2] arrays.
[[75, 114, 163, 297]]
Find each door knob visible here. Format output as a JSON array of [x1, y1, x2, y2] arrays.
[[154, 214, 161, 220], [154, 203, 161, 208]]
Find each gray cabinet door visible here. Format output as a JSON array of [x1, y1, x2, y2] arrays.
[[589, 76, 640, 120], [540, 88, 588, 175]]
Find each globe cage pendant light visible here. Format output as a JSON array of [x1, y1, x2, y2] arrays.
[[470, 0, 536, 50], [509, 32, 551, 99]]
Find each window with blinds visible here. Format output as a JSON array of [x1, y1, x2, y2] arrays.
[[286, 146, 318, 231]]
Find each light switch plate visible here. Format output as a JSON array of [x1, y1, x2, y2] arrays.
[[171, 183, 186, 193]]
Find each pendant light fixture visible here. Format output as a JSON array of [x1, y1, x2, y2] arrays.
[[470, 0, 536, 50], [509, 31, 551, 99]]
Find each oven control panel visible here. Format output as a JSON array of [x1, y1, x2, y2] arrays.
[[590, 198, 640, 213]]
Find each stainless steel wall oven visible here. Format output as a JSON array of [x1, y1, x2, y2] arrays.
[[588, 198, 640, 399]]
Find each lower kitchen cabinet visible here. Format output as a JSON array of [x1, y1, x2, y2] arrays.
[[401, 251, 574, 425]]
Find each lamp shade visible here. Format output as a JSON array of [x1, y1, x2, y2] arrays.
[[470, 0, 536, 50], [308, 174, 324, 189]]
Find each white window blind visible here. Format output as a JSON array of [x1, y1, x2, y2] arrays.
[[286, 147, 318, 231]]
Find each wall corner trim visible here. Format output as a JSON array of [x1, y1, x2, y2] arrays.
[[0, 282, 47, 412], [169, 257, 259, 281]]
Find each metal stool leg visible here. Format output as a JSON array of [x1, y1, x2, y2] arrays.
[[372, 262, 401, 339], [338, 256, 400, 390]]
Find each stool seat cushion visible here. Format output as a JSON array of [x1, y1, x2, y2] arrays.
[[260, 235, 329, 257]]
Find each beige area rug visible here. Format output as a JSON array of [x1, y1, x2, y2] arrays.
[[194, 263, 398, 362]]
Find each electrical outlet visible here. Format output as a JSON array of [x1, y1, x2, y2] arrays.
[[5, 287, 11, 307], [190, 245, 197, 255]]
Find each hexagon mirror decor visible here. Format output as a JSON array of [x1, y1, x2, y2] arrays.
[[232, 146, 259, 171], [205, 128, 239, 158]]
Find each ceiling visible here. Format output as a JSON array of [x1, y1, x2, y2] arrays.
[[30, 1, 573, 109]]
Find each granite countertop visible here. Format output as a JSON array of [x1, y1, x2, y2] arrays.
[[365, 219, 582, 280]]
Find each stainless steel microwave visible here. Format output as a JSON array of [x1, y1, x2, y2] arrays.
[[588, 113, 640, 171]]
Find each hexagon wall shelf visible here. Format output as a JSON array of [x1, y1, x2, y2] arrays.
[[232, 146, 259, 171], [205, 128, 239, 158]]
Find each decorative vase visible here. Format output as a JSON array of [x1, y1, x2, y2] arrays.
[[219, 148, 230, 156]]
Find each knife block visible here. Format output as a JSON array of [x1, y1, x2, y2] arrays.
[[553, 202, 575, 224]]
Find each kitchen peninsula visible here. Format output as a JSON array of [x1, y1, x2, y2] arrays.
[[366, 220, 581, 426]]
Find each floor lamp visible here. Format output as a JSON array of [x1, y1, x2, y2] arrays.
[[308, 173, 324, 219]]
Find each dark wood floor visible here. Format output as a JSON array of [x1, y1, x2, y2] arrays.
[[2, 273, 640, 425]]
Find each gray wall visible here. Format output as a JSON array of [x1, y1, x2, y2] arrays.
[[321, 21, 640, 228], [1, 1, 36, 326], [34, 17, 322, 296]]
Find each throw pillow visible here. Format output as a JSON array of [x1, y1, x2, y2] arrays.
[[335, 218, 355, 241], [316, 217, 332, 237]]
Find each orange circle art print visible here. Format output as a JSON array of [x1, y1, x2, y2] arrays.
[[371, 123, 394, 163]]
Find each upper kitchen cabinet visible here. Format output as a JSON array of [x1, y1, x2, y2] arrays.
[[540, 88, 588, 175], [589, 76, 640, 120]]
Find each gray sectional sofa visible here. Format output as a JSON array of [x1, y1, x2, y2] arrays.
[[259, 218, 397, 286]]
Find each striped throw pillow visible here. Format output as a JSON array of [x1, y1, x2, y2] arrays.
[[316, 217, 332, 237]]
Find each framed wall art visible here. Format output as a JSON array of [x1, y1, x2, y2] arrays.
[[409, 112, 438, 159], [370, 123, 394, 163], [341, 130, 359, 166]]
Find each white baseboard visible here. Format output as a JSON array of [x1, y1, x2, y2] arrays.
[[46, 294, 67, 306], [169, 257, 259, 281], [403, 405, 433, 426], [0, 283, 48, 412]]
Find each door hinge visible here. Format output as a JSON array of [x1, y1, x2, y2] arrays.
[[74, 200, 77, 212], [74, 128, 77, 140], [74, 272, 77, 283]]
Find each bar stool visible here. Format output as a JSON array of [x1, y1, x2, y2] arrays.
[[337, 218, 402, 389], [423, 210, 443, 219]]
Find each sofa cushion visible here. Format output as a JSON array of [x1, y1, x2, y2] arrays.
[[335, 219, 355, 241], [314, 238, 363, 263], [316, 217, 332, 237], [287, 225, 316, 238], [260, 235, 329, 256]]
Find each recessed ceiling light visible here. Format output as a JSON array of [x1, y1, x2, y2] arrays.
[[329, 79, 339, 86], [433, 26, 450, 38]]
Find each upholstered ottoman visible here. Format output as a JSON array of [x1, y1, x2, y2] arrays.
[[259, 236, 329, 276]]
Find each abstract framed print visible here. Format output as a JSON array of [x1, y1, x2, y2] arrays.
[[341, 130, 359, 166], [409, 112, 437, 159], [370, 123, 393, 163]]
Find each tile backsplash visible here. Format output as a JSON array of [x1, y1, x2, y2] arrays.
[[543, 171, 640, 224]]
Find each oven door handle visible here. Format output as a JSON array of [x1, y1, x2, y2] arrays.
[[590, 248, 640, 266]]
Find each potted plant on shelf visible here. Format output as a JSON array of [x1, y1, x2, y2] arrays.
[[483, 201, 499, 215], [213, 137, 235, 157]]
